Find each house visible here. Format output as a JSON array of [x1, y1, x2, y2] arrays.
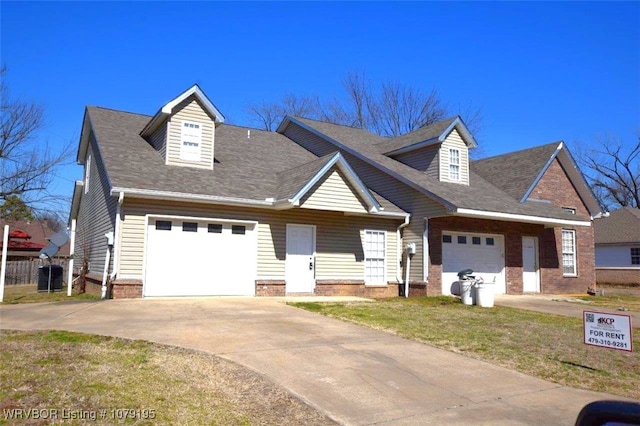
[[594, 207, 640, 285], [0, 220, 70, 260], [69, 85, 602, 298]]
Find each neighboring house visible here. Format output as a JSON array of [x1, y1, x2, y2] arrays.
[[69, 85, 602, 299], [0, 220, 70, 260], [594, 207, 640, 285]]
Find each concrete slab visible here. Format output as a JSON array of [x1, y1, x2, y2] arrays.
[[494, 294, 640, 326], [1, 298, 635, 425]]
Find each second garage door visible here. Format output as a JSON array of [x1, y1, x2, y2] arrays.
[[441, 231, 506, 296], [144, 217, 257, 297]]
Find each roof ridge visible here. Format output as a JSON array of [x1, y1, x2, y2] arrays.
[[87, 105, 153, 118], [474, 141, 561, 162]]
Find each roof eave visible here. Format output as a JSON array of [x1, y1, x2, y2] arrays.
[[288, 152, 382, 213], [76, 109, 92, 164], [68, 181, 84, 224], [454, 208, 592, 228]]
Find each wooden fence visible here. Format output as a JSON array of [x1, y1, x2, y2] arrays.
[[2, 258, 70, 285]]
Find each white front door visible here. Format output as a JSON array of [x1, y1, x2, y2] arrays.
[[286, 224, 315, 293], [522, 236, 540, 293]]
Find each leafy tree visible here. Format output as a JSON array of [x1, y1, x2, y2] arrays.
[[0, 66, 71, 215], [578, 132, 639, 210], [0, 194, 35, 221]]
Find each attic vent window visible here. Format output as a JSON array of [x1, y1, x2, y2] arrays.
[[180, 121, 202, 161], [449, 148, 460, 181]]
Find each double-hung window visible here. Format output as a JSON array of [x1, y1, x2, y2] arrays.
[[449, 148, 460, 181], [364, 230, 386, 284], [562, 229, 577, 276], [631, 248, 640, 265], [180, 121, 202, 161]]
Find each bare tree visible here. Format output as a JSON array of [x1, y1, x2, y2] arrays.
[[247, 69, 483, 143], [578, 133, 640, 209], [0, 67, 72, 214], [247, 93, 318, 131]]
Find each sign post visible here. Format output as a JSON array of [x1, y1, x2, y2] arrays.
[[584, 311, 633, 352]]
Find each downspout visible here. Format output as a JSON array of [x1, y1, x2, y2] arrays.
[[101, 232, 114, 299], [396, 215, 411, 284], [405, 249, 411, 298], [111, 192, 124, 280], [67, 219, 76, 296]]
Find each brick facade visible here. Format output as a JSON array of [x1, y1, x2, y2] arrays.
[[111, 279, 143, 299], [596, 269, 640, 285]]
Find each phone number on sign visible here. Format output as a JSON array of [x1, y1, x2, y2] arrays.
[[586, 338, 628, 349]]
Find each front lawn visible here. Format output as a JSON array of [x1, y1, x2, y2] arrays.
[[291, 297, 639, 400], [1, 284, 99, 304], [0, 330, 334, 425], [570, 294, 640, 311]]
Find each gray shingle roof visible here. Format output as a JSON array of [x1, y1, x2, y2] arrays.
[[594, 207, 640, 244], [471, 142, 560, 201], [375, 117, 458, 154], [86, 107, 406, 214], [292, 117, 586, 222]]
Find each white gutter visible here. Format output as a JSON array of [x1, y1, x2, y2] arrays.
[[111, 187, 273, 208], [396, 215, 411, 285], [454, 208, 592, 227], [111, 192, 124, 280]]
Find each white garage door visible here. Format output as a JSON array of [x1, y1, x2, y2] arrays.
[[442, 231, 506, 295], [144, 217, 257, 297]]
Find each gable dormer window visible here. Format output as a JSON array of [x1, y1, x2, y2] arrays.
[[180, 121, 202, 161], [449, 148, 460, 181]]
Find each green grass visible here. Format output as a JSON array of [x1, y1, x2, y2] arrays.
[[291, 297, 639, 400], [571, 294, 640, 311], [0, 330, 334, 425], [1, 284, 99, 304]]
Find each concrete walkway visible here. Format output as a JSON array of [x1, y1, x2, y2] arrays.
[[0, 298, 634, 425], [495, 294, 640, 326]]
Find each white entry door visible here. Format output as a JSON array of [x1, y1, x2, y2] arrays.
[[522, 236, 540, 293], [286, 224, 315, 293]]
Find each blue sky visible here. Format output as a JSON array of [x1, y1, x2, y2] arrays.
[[2, 1, 639, 214]]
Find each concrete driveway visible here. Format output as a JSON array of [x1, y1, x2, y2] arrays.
[[0, 298, 631, 425]]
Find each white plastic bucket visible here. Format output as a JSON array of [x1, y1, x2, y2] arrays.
[[476, 282, 495, 308]]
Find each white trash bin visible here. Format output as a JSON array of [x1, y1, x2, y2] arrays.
[[460, 281, 474, 305], [476, 281, 494, 308]]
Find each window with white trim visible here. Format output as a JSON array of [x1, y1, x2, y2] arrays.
[[631, 248, 640, 265], [449, 148, 460, 181], [364, 230, 386, 284], [84, 155, 91, 194], [180, 121, 202, 161], [562, 229, 577, 276]]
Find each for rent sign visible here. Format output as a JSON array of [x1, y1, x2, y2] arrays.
[[583, 311, 633, 352]]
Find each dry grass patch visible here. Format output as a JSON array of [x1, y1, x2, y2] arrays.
[[1, 284, 99, 304], [292, 297, 639, 400], [0, 330, 334, 425], [570, 294, 640, 311]]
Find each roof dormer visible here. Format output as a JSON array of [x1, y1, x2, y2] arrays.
[[379, 116, 476, 185], [140, 85, 224, 170]]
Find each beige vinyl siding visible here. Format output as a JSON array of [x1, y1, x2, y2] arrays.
[[118, 199, 400, 283], [281, 123, 447, 282], [74, 134, 117, 275], [166, 95, 215, 169], [439, 129, 469, 185], [300, 168, 368, 214], [148, 121, 167, 160], [393, 144, 439, 178]]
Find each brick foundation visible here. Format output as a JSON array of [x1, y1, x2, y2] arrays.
[[314, 280, 399, 298], [256, 280, 286, 296], [596, 269, 640, 285], [81, 273, 103, 297], [111, 279, 143, 299]]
